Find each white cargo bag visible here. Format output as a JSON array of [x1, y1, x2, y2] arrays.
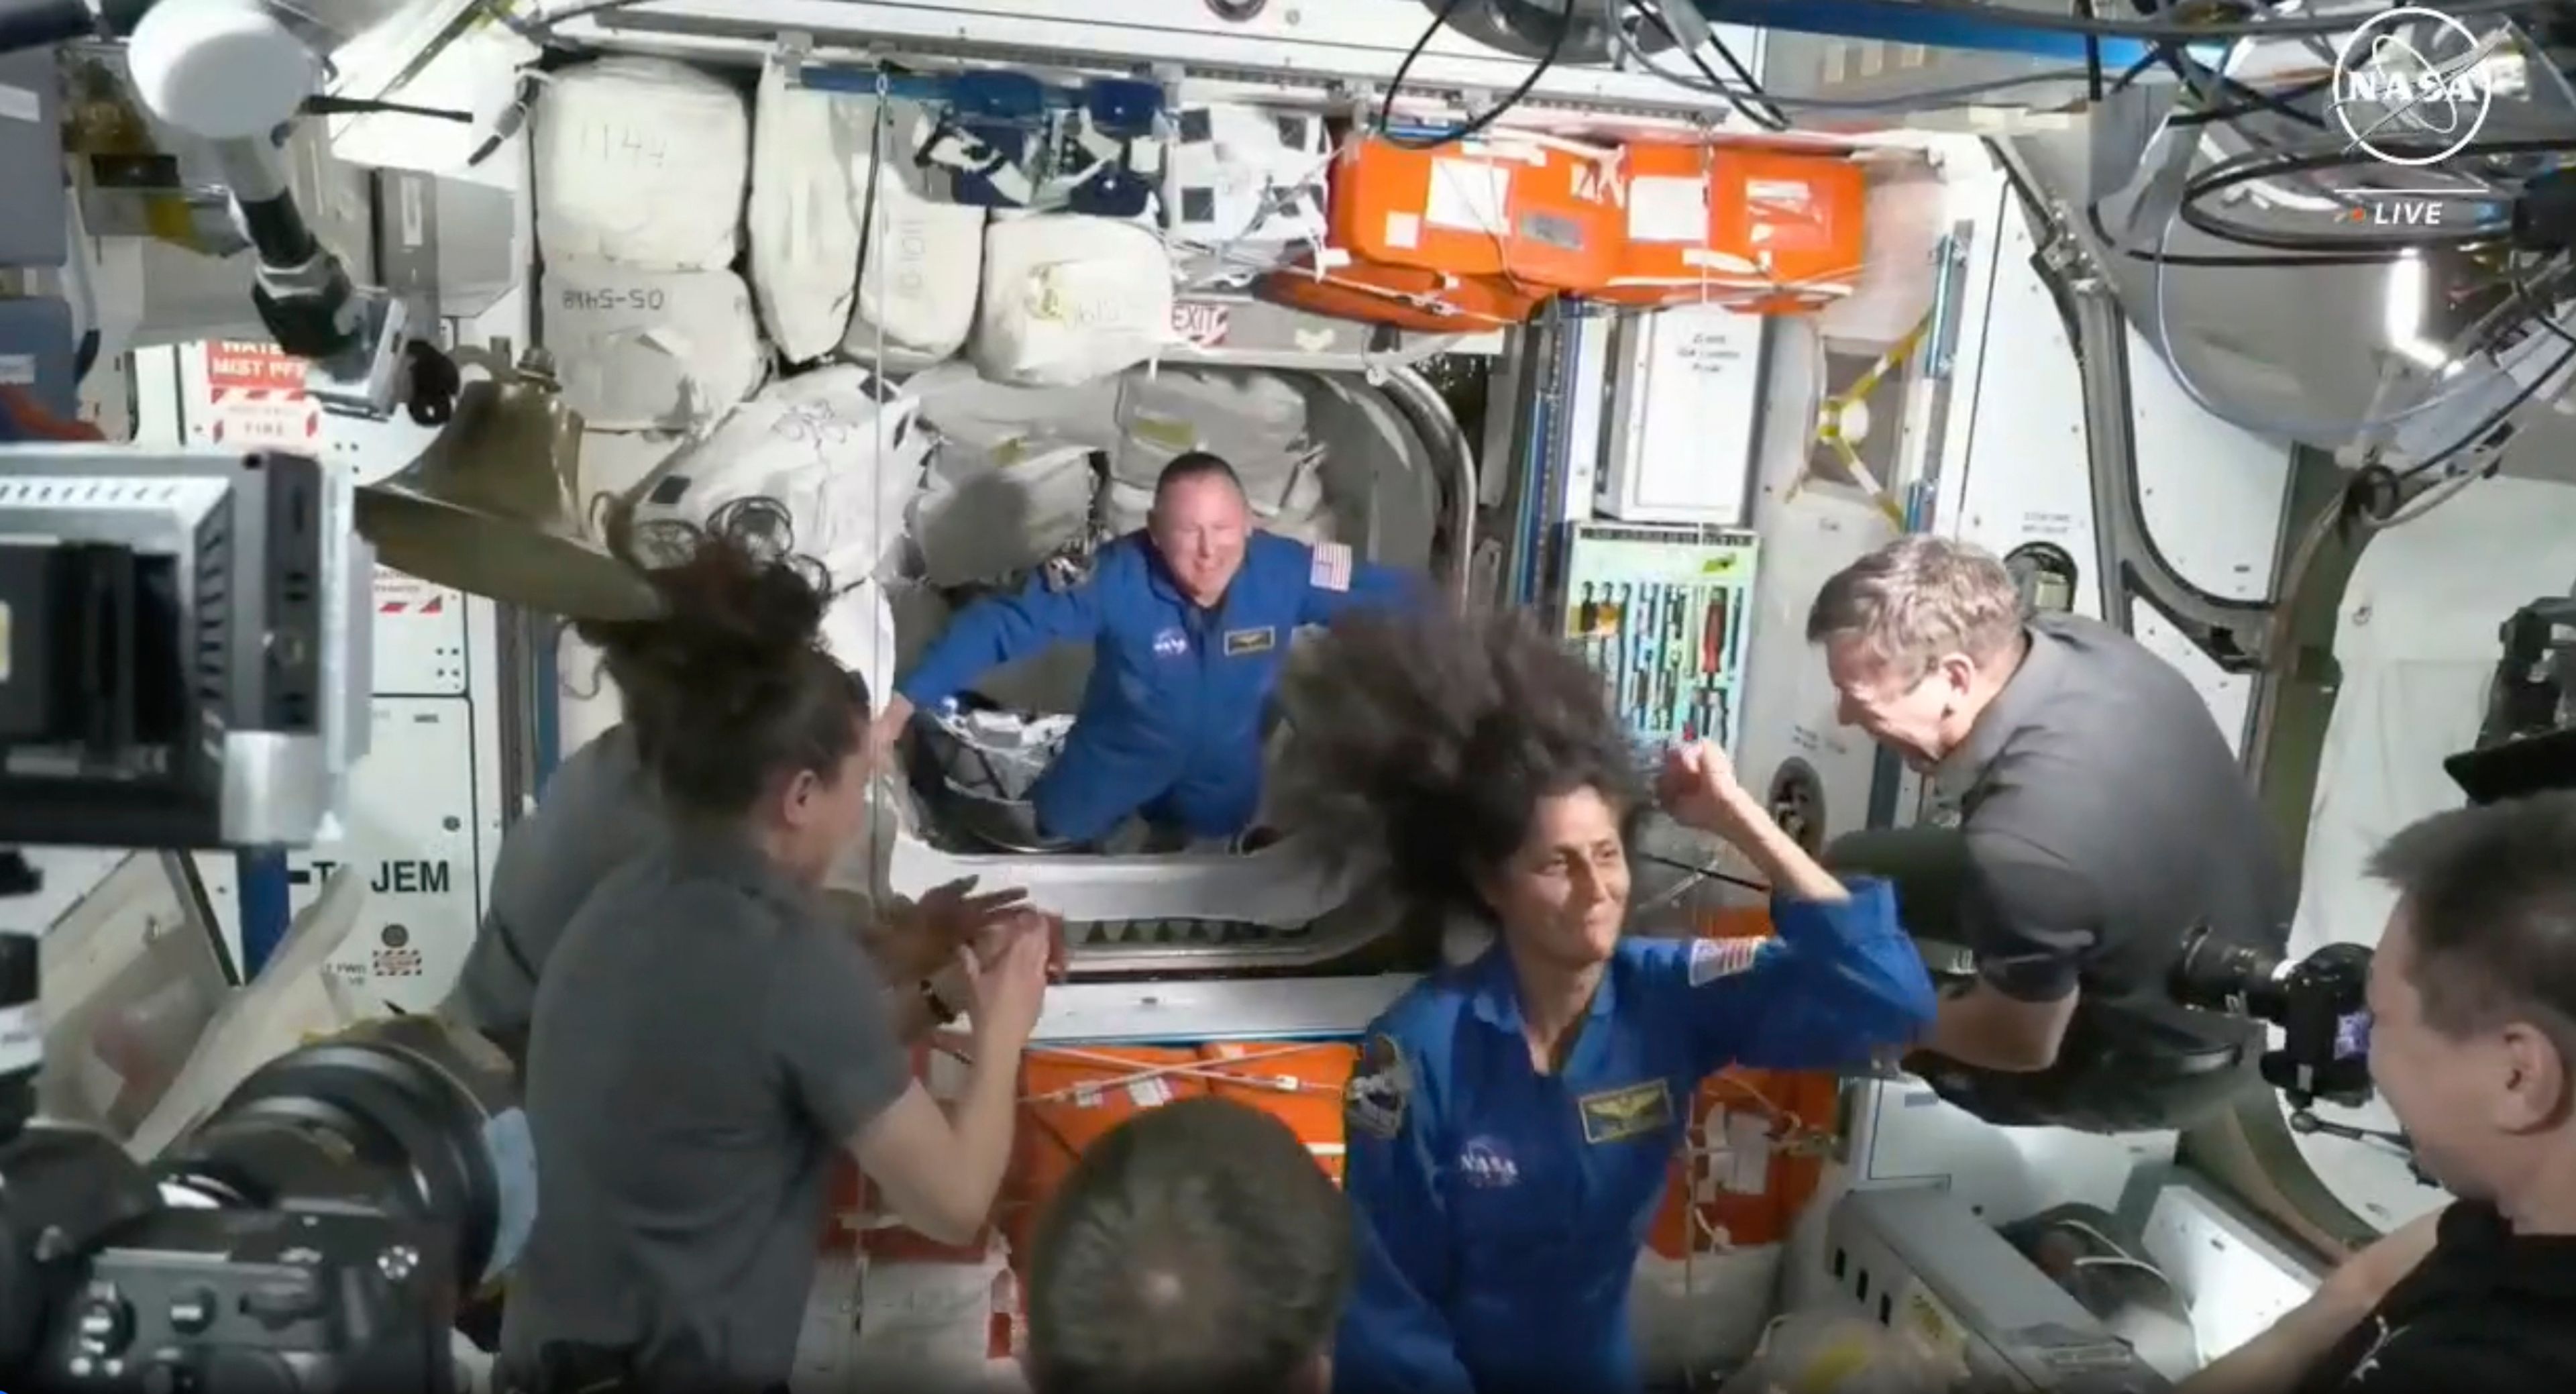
[[841, 97, 989, 367], [818, 577, 903, 717], [970, 215, 1175, 388], [909, 442, 1099, 590], [545, 262, 767, 432], [1164, 104, 1330, 286], [908, 361, 1122, 455], [627, 365, 932, 584], [533, 57, 747, 271], [1110, 368, 1317, 508], [746, 62, 861, 364]]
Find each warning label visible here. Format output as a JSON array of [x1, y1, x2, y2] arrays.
[[203, 340, 320, 447], [206, 341, 309, 394]]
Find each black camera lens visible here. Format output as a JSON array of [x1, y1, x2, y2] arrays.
[[2169, 925, 2289, 1022]]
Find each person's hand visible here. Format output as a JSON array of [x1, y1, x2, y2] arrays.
[[867, 694, 916, 766], [2320, 1205, 2446, 1314], [959, 919, 1052, 1050], [920, 875, 1030, 954], [1657, 741, 1764, 845]]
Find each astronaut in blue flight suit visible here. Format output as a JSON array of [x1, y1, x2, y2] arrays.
[[875, 450, 1420, 847], [1274, 609, 1937, 1394]]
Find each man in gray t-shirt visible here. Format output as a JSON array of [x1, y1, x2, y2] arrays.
[[445, 727, 663, 1061], [1807, 538, 2292, 1133], [501, 835, 914, 1393]]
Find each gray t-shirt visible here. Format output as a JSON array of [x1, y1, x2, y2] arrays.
[[449, 727, 665, 1047], [1924, 614, 2292, 1127], [501, 834, 912, 1392]]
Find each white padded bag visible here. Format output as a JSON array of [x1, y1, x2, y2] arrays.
[[1110, 367, 1316, 507], [970, 214, 1175, 388], [545, 263, 767, 433], [840, 96, 989, 367], [906, 360, 1123, 454], [908, 441, 1101, 589], [1163, 103, 1330, 286], [627, 366, 932, 585], [746, 61, 861, 364], [533, 57, 747, 271]]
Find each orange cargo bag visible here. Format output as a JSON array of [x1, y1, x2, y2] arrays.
[[1702, 148, 1868, 312], [1328, 133, 1623, 293]]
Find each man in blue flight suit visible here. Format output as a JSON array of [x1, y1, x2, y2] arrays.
[[1332, 759, 1936, 1394], [874, 451, 1421, 847]]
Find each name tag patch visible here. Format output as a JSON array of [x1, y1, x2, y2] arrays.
[[1346, 1032, 1411, 1140], [1310, 541, 1353, 593], [1223, 626, 1277, 657], [1152, 627, 1189, 658], [1688, 936, 1766, 987], [1577, 1080, 1674, 1145]]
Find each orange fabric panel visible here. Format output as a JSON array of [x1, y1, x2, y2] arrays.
[[1644, 904, 1843, 1258], [1327, 135, 1623, 292], [1256, 257, 1548, 331], [1195, 1040, 1359, 1185], [1596, 144, 1868, 315], [1705, 149, 1868, 311]]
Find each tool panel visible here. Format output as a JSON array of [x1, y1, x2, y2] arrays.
[[1560, 522, 1759, 757]]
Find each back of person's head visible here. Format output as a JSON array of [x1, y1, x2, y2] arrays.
[[1805, 535, 2022, 678], [2365, 792, 2576, 1197], [1274, 606, 1647, 924], [1026, 1097, 1351, 1394], [572, 497, 871, 851]]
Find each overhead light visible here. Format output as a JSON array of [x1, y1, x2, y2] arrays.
[[2383, 250, 2453, 371]]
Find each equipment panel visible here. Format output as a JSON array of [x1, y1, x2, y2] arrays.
[[1560, 523, 1758, 754], [301, 698, 484, 1013]]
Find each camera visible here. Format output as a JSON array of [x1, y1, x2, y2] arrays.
[[2169, 927, 2374, 1110], [0, 931, 521, 1394]]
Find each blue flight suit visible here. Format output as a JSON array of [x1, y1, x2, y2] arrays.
[[896, 530, 1417, 844], [1332, 881, 1936, 1394]]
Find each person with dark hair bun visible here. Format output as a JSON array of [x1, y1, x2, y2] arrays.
[[443, 497, 1032, 1070], [493, 505, 1058, 1394], [1272, 608, 1936, 1394]]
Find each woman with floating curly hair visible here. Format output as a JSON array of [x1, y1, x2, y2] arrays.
[[496, 498, 1060, 1394], [1272, 607, 1935, 1394]]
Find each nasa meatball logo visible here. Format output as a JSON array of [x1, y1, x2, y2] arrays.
[[1152, 627, 1189, 658], [1458, 1138, 1519, 1189], [2330, 7, 2501, 168]]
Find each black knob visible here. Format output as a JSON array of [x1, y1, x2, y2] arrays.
[[74, 1289, 135, 1356], [140, 1358, 199, 1394]]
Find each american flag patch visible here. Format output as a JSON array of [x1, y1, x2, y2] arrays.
[[1310, 541, 1354, 593], [1688, 936, 1766, 987]]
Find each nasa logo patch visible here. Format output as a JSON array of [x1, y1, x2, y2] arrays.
[[1458, 1137, 1519, 1189], [1688, 936, 1765, 987], [1152, 627, 1189, 658]]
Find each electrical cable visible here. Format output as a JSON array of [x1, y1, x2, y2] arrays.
[[1623, 0, 1789, 131], [1376, 0, 1568, 149]]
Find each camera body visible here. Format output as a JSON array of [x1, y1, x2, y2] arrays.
[[2169, 928, 2374, 1109], [0, 1003, 518, 1394]]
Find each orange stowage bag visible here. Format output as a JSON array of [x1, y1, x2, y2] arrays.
[[1644, 904, 1845, 1258], [1703, 148, 1868, 313], [1328, 133, 1623, 293], [996, 1040, 1358, 1266], [1256, 256, 1549, 332], [1598, 144, 1868, 313]]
